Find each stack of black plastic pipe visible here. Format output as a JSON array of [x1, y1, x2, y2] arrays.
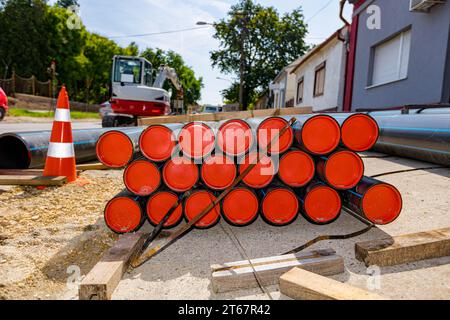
[[97, 113, 403, 234]]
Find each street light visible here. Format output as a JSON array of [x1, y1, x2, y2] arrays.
[[196, 21, 214, 26], [216, 77, 233, 83]]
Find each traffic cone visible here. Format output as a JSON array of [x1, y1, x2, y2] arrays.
[[42, 86, 77, 182]]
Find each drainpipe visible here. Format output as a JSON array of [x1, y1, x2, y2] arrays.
[[343, 0, 365, 112]]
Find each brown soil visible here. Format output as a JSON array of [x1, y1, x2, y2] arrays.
[[0, 170, 123, 300]]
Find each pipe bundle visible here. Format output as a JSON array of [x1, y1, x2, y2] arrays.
[[98, 114, 403, 234]]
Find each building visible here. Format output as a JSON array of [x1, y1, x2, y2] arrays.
[[269, 57, 303, 109], [290, 28, 348, 112], [345, 0, 450, 111]]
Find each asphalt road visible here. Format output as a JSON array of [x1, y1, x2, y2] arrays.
[[0, 121, 102, 134]]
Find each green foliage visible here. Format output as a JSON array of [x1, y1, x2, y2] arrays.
[[211, 0, 309, 109], [141, 48, 203, 106], [0, 0, 202, 106]]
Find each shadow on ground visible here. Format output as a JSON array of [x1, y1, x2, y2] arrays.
[[121, 212, 392, 299]]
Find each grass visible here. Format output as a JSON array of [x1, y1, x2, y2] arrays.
[[8, 108, 100, 119]]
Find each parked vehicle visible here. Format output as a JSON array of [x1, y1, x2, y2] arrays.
[[203, 105, 223, 113], [0, 87, 8, 121]]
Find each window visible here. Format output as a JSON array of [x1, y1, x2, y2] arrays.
[[370, 29, 411, 87], [314, 62, 326, 97], [143, 61, 153, 87], [296, 77, 304, 104], [113, 58, 142, 84]]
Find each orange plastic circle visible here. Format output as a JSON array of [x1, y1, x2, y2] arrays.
[[163, 157, 199, 192], [239, 153, 275, 189], [124, 160, 161, 196], [262, 189, 299, 225], [217, 119, 253, 156], [341, 114, 379, 152], [257, 117, 294, 154], [147, 191, 183, 228], [96, 131, 133, 168], [140, 125, 176, 161], [179, 122, 215, 158], [363, 184, 402, 225], [105, 197, 142, 233], [184, 191, 220, 228], [201, 155, 236, 190], [279, 150, 315, 187], [223, 188, 259, 225], [304, 186, 341, 224], [325, 151, 364, 189], [302, 115, 341, 155]]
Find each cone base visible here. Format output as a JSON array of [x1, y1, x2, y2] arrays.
[[43, 157, 77, 182]]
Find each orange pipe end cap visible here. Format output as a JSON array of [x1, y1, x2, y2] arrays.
[[262, 189, 299, 225], [302, 115, 341, 155], [363, 184, 402, 225], [105, 197, 141, 233], [279, 150, 315, 187], [223, 188, 259, 226], [217, 119, 253, 156], [140, 125, 176, 161], [179, 123, 215, 159], [201, 155, 236, 190], [96, 131, 134, 168], [163, 157, 199, 192], [184, 191, 220, 228], [325, 151, 364, 189], [304, 186, 341, 224], [124, 160, 161, 196], [257, 117, 294, 154], [147, 191, 183, 228], [342, 114, 379, 152]]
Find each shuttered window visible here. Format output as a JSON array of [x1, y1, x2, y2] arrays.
[[371, 29, 411, 87], [314, 62, 326, 97], [296, 77, 304, 104]]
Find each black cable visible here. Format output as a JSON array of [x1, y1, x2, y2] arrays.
[[370, 166, 445, 179]]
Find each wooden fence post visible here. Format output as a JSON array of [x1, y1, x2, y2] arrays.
[[31, 75, 36, 96]]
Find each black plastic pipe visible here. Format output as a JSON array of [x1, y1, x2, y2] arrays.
[[0, 127, 145, 169], [372, 114, 450, 166]]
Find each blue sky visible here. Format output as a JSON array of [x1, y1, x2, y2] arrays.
[[51, 0, 352, 104]]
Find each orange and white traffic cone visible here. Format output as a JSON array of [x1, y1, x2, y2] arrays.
[[42, 86, 77, 182]]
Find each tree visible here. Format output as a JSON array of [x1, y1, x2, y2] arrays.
[[210, 0, 309, 109], [141, 48, 203, 107], [0, 0, 202, 107], [0, 0, 53, 78]]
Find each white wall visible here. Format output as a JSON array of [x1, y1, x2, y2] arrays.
[[293, 39, 346, 112]]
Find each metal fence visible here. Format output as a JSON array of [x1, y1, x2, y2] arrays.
[[0, 73, 52, 98]]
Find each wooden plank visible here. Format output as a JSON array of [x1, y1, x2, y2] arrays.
[[280, 267, 388, 300], [0, 169, 82, 176], [0, 175, 67, 186], [76, 162, 109, 171], [211, 249, 344, 293], [0, 169, 46, 176], [138, 107, 313, 126], [78, 232, 147, 300], [355, 227, 450, 267]]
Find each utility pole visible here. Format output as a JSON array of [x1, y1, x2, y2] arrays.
[[239, 14, 249, 110]]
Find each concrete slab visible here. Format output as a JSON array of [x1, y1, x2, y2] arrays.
[[112, 155, 450, 300]]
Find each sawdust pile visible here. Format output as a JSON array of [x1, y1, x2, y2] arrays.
[[0, 170, 124, 300]]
